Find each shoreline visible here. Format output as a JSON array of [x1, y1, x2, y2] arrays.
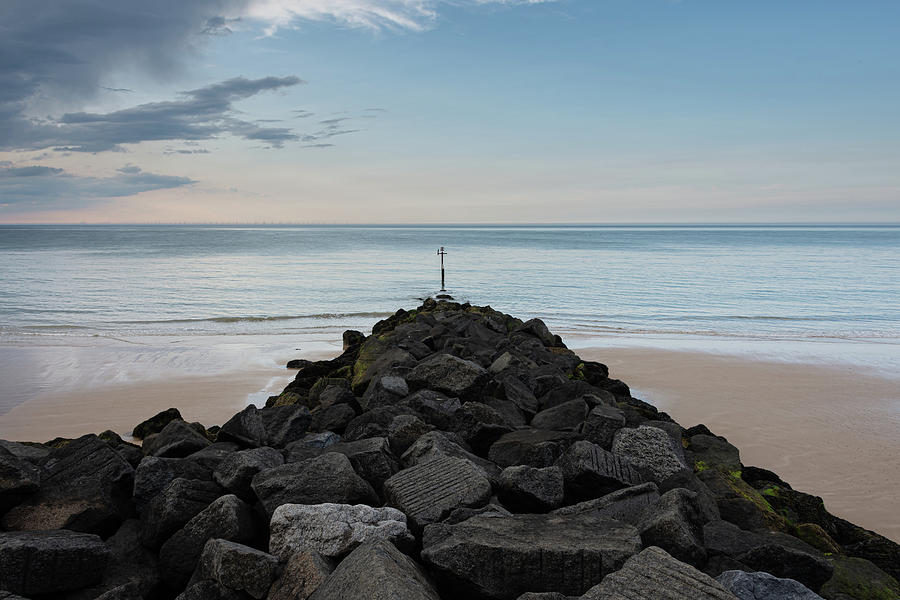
[[580, 346, 900, 544]]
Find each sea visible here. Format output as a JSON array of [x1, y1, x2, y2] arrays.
[[1, 224, 899, 413]]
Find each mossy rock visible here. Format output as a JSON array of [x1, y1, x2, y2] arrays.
[[698, 467, 791, 533], [351, 336, 390, 392], [273, 391, 305, 407], [331, 364, 353, 379], [820, 556, 900, 600], [796, 522, 842, 555]]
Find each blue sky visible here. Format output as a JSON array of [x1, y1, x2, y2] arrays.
[[1, 0, 898, 223]]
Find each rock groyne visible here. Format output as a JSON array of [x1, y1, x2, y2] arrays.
[[1, 299, 898, 599]]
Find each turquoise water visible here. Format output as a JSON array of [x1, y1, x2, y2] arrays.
[[1, 225, 898, 408]]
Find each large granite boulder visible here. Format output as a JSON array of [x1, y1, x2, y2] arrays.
[[192, 539, 280, 600], [0, 450, 41, 514], [268, 549, 334, 600], [555, 441, 644, 502], [407, 353, 489, 401], [637, 488, 707, 567], [0, 530, 110, 595], [582, 546, 737, 600], [401, 431, 501, 483], [140, 477, 222, 550], [142, 420, 211, 458], [383, 456, 492, 533], [213, 446, 284, 500], [498, 465, 565, 513], [251, 452, 378, 517], [421, 512, 642, 599], [158, 494, 259, 589], [715, 570, 824, 600], [488, 429, 579, 468], [454, 402, 516, 455], [269, 503, 412, 559], [582, 405, 626, 449], [328, 437, 399, 492], [132, 407, 183, 439], [611, 425, 687, 482], [552, 482, 660, 525], [309, 540, 441, 600], [261, 404, 313, 447], [132, 455, 211, 513], [530, 399, 587, 432]]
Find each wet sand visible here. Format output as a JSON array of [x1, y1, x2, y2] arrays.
[[580, 346, 900, 543]]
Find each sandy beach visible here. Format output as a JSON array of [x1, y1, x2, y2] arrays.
[[580, 346, 900, 543]]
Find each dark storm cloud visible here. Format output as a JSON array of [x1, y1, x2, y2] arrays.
[[0, 164, 195, 209], [7, 76, 304, 152]]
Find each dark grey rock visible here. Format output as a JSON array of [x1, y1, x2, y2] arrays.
[[582, 405, 626, 449], [184, 442, 241, 472], [132, 455, 211, 513], [310, 403, 356, 433], [260, 404, 312, 447], [401, 430, 501, 483], [421, 512, 641, 599], [140, 477, 223, 550], [328, 437, 399, 491], [0, 451, 41, 514], [132, 408, 183, 439], [362, 375, 409, 410], [400, 389, 462, 430], [218, 405, 267, 448], [555, 441, 644, 502], [658, 468, 722, 523], [498, 465, 564, 513], [384, 456, 492, 532], [737, 543, 833, 593], [637, 488, 707, 567], [193, 538, 279, 600], [387, 414, 434, 455], [316, 384, 357, 411], [343, 406, 414, 441], [494, 375, 540, 415], [453, 402, 516, 455], [530, 399, 587, 432], [268, 549, 334, 600], [213, 446, 284, 500], [0, 530, 109, 595], [269, 503, 413, 560], [174, 580, 244, 600], [551, 482, 660, 525], [93, 582, 144, 600], [407, 353, 489, 401], [687, 434, 742, 472], [300, 431, 341, 448], [309, 540, 441, 600], [488, 429, 579, 468], [582, 546, 737, 600], [251, 452, 378, 518], [715, 570, 824, 600], [143, 420, 212, 458], [71, 519, 159, 600], [612, 425, 687, 482], [445, 503, 513, 525], [158, 494, 259, 589], [0, 440, 49, 462]]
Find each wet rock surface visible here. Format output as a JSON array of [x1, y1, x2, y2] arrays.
[[0, 299, 895, 600]]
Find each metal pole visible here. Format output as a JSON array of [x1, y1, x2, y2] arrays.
[[438, 247, 446, 291]]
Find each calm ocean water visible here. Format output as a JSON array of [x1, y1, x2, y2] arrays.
[[1, 225, 899, 408]]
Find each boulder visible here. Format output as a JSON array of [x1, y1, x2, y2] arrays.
[[819, 555, 900, 600], [1, 435, 134, 536], [251, 452, 378, 518], [530, 399, 588, 432], [658, 468, 722, 523], [343, 406, 414, 441], [75, 519, 160, 600], [140, 477, 223, 550], [343, 329, 365, 349], [269, 503, 413, 560], [387, 414, 434, 455], [310, 403, 357, 434], [716, 570, 824, 600], [407, 353, 489, 401], [268, 549, 334, 600], [687, 434, 741, 472], [552, 482, 660, 525], [351, 343, 416, 396], [218, 405, 267, 448], [260, 405, 313, 447], [738, 543, 833, 593], [0, 451, 41, 514], [421, 512, 642, 599], [143, 420, 212, 458], [555, 441, 644, 502], [400, 390, 462, 429], [328, 437, 399, 491], [309, 540, 441, 600], [698, 468, 788, 532], [184, 442, 242, 471], [611, 425, 687, 482], [453, 402, 516, 455], [637, 488, 707, 567], [213, 446, 284, 500], [192, 539, 279, 600], [132, 455, 211, 513], [498, 465, 565, 513], [401, 431, 501, 483], [488, 429, 579, 468], [582, 405, 626, 449], [581, 546, 737, 600], [132, 408, 183, 439], [158, 494, 259, 589], [383, 456, 492, 532], [362, 375, 410, 411], [0, 530, 110, 595], [494, 375, 539, 416]]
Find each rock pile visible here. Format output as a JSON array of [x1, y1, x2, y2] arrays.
[[1, 298, 899, 599]]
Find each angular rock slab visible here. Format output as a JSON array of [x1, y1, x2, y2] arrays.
[[194, 538, 280, 600], [383, 456, 492, 532], [268, 549, 334, 600], [611, 425, 687, 482], [582, 546, 738, 600], [309, 540, 441, 600], [715, 570, 824, 600], [269, 503, 413, 560], [0, 530, 110, 595], [406, 353, 489, 400], [421, 512, 642, 599], [556, 441, 644, 502]]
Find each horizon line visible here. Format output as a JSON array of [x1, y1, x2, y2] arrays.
[[1, 221, 899, 227]]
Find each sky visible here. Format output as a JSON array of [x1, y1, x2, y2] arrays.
[[1, 0, 899, 224]]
